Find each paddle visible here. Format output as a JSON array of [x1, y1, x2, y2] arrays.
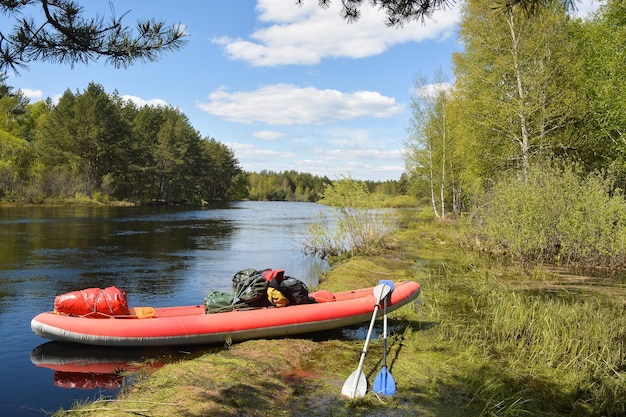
[[341, 283, 392, 399], [373, 279, 396, 396]]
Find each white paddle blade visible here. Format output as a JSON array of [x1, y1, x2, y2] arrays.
[[341, 370, 367, 399], [373, 283, 391, 304]]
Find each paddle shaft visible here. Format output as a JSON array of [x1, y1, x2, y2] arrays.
[[351, 301, 381, 397], [382, 296, 388, 367], [373, 280, 396, 396]]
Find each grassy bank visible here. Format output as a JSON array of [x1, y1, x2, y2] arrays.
[[56, 217, 626, 416]]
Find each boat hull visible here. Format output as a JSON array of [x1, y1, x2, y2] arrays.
[[31, 281, 420, 347]]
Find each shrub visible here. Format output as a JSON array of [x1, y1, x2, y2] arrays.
[[463, 163, 626, 268], [302, 176, 397, 260]]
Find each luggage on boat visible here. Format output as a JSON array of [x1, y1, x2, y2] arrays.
[[204, 268, 316, 313], [232, 268, 271, 308], [271, 276, 316, 305], [54, 286, 130, 317], [264, 269, 315, 305], [267, 287, 289, 307], [204, 290, 234, 313]]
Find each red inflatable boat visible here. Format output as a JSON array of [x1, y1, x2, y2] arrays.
[[31, 281, 420, 347]]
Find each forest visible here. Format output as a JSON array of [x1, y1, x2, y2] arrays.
[[0, 81, 240, 204], [405, 0, 625, 219], [2, 0, 625, 214], [0, 80, 364, 204], [403, 0, 626, 267]]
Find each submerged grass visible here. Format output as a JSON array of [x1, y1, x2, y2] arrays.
[[55, 217, 626, 416]]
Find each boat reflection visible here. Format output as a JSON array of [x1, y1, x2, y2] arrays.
[[30, 341, 210, 389]]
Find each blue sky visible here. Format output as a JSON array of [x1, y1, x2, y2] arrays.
[[6, 0, 600, 181]]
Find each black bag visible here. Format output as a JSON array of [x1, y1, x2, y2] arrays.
[[272, 276, 315, 305], [232, 268, 270, 308]]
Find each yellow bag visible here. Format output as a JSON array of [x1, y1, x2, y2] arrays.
[[267, 287, 289, 307]]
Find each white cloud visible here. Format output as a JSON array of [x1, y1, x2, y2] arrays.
[[253, 130, 287, 140], [213, 0, 460, 66], [121, 95, 168, 107], [326, 148, 403, 161], [226, 142, 297, 158], [292, 150, 404, 180], [197, 84, 403, 125], [19, 88, 43, 99], [232, 144, 405, 180], [226, 125, 405, 181], [413, 82, 453, 98]]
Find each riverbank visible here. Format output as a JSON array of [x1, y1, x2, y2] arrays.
[[0, 199, 137, 207], [55, 217, 626, 417]]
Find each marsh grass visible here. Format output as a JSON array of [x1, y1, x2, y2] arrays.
[[303, 178, 399, 260], [413, 235, 626, 416]]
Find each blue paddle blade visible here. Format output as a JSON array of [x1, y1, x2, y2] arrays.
[[378, 279, 395, 292], [373, 366, 396, 396]]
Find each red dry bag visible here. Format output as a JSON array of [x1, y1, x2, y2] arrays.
[[54, 286, 130, 317]]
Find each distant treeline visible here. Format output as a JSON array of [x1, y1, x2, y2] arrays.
[[235, 170, 408, 202], [0, 80, 405, 205]]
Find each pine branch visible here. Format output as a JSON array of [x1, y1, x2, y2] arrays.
[[0, 0, 187, 73]]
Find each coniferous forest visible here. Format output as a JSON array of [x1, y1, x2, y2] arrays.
[[0, 81, 239, 204], [0, 80, 362, 204]]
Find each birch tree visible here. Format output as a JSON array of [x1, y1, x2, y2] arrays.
[[405, 71, 459, 219], [453, 0, 580, 180]]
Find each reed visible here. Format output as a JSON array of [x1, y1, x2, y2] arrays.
[[414, 252, 626, 416]]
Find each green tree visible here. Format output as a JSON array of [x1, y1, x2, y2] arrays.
[[572, 0, 626, 185], [35, 83, 130, 198], [151, 109, 197, 203], [453, 0, 580, 180], [129, 104, 164, 201], [17, 98, 51, 143], [67, 83, 127, 193], [0, 0, 186, 73], [0, 86, 28, 135], [35, 88, 81, 196], [197, 137, 241, 201], [0, 130, 33, 198]]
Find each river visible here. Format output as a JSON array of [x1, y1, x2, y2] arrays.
[[0, 201, 331, 417]]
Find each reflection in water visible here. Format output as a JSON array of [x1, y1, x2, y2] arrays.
[[30, 341, 210, 390]]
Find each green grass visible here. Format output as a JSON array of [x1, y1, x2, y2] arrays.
[[407, 221, 626, 416]]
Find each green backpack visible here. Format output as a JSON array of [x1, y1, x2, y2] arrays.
[[204, 290, 234, 313]]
